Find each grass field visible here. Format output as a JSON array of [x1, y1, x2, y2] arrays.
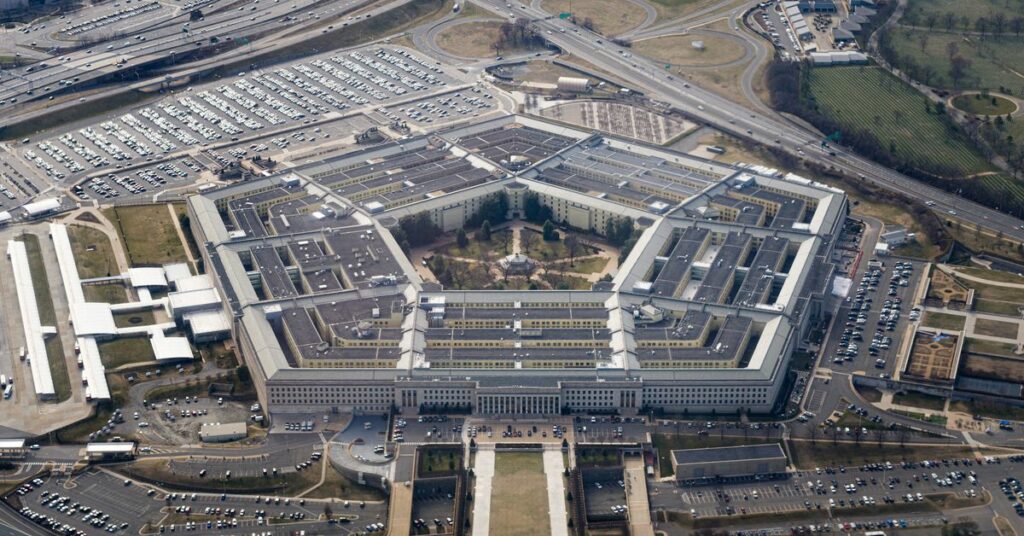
[[66, 225, 119, 279], [957, 277, 1024, 302], [973, 317, 1019, 338], [549, 256, 608, 274], [97, 337, 156, 369], [975, 297, 1023, 316], [886, 27, 1024, 91], [957, 266, 1024, 284], [808, 65, 993, 178], [633, 33, 746, 67], [103, 205, 187, 267], [903, 0, 1024, 24], [921, 311, 967, 331], [438, 232, 510, 260], [491, 453, 549, 536], [963, 354, 1024, 382], [435, 21, 539, 59], [84, 284, 129, 304], [18, 234, 71, 402], [892, 391, 948, 411], [963, 337, 1019, 356], [112, 310, 156, 328], [541, 0, 647, 36], [952, 94, 1017, 116]]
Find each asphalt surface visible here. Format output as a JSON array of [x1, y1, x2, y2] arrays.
[[467, 0, 1024, 247]]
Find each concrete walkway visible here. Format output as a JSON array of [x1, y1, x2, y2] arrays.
[[472, 446, 495, 536], [624, 457, 654, 536], [542, 447, 568, 536]]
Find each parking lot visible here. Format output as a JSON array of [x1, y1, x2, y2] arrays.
[[384, 87, 496, 127], [410, 479, 456, 535], [7, 469, 351, 536], [651, 454, 1017, 522], [819, 258, 924, 381], [19, 45, 462, 199]]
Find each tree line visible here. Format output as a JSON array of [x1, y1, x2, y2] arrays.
[[765, 60, 1024, 218]]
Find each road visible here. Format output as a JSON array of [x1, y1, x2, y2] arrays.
[[0, 0, 372, 119], [468, 0, 1024, 245]]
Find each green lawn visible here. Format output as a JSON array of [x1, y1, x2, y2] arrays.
[[952, 94, 1017, 116], [957, 266, 1024, 284], [18, 234, 71, 402], [549, 256, 609, 275], [97, 337, 155, 369], [66, 225, 119, 279], [438, 232, 510, 260], [491, 453, 549, 536], [885, 26, 1024, 91], [892, 391, 948, 411], [921, 311, 966, 331], [788, 440, 977, 469], [83, 284, 129, 304], [975, 298, 1024, 316], [807, 65, 994, 178], [112, 310, 156, 329], [957, 277, 1024, 302], [903, 0, 1024, 24], [103, 205, 187, 266], [973, 317, 1019, 338], [963, 337, 1019, 357]]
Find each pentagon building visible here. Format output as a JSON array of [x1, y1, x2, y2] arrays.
[[187, 115, 847, 417]]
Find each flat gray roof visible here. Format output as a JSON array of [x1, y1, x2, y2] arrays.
[[672, 443, 786, 465]]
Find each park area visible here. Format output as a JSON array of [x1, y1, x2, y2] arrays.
[[490, 452, 550, 536], [102, 204, 187, 267], [424, 223, 613, 291], [921, 311, 965, 331]]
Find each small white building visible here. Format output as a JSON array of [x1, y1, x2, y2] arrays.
[[23, 198, 62, 218], [86, 442, 136, 461], [556, 76, 591, 93], [128, 268, 168, 289], [199, 422, 247, 443]]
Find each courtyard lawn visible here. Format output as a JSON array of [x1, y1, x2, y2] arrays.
[[973, 317, 1019, 338], [66, 225, 119, 279], [83, 284, 129, 304], [97, 337, 156, 369], [103, 204, 187, 266], [490, 453, 549, 536], [921, 311, 966, 331]]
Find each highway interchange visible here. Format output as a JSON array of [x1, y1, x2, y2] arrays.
[[1, 0, 1024, 533]]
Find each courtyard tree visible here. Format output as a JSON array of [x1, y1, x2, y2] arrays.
[[478, 220, 492, 241], [542, 220, 558, 241], [456, 228, 469, 249], [520, 227, 535, 254]]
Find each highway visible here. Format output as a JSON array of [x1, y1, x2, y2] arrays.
[[0, 0, 371, 118], [468, 0, 1024, 244]]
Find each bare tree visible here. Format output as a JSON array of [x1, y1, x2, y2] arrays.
[[564, 233, 580, 266], [499, 229, 512, 254], [873, 428, 886, 448], [520, 228, 535, 255]]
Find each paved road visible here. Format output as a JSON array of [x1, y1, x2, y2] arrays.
[[468, 0, 1024, 247]]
